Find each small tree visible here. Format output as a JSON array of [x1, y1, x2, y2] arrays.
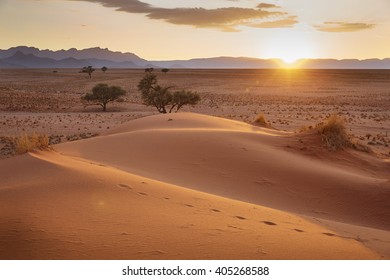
[[101, 66, 108, 73], [80, 66, 95, 78], [149, 85, 173, 114], [161, 68, 169, 74], [137, 74, 172, 113], [169, 90, 200, 113], [145, 67, 154, 73], [82, 83, 126, 112], [138, 74, 200, 114]]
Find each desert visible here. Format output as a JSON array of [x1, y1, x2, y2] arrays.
[[0, 68, 389, 259]]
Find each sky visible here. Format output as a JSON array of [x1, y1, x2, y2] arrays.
[[0, 0, 390, 62]]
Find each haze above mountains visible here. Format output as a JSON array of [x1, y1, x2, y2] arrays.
[[1, 46, 389, 69]]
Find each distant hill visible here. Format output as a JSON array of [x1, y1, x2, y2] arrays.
[[297, 58, 390, 69], [0, 47, 144, 68], [149, 57, 280, 69], [0, 46, 389, 69]]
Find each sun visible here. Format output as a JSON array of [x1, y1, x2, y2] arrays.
[[280, 56, 300, 64], [261, 32, 315, 68], [270, 51, 311, 68]]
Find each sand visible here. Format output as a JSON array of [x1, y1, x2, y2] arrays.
[[0, 69, 389, 259], [1, 69, 389, 158]]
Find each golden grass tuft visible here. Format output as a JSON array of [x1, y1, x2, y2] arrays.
[[253, 113, 269, 127], [14, 133, 49, 154], [317, 115, 350, 151]]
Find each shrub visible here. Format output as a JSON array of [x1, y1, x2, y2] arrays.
[[14, 133, 49, 154], [253, 113, 269, 127], [317, 114, 350, 151]]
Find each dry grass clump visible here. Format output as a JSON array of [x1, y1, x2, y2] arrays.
[[317, 115, 350, 151], [253, 113, 270, 127], [14, 133, 49, 154]]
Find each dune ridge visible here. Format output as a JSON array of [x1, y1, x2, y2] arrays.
[[1, 113, 389, 259], [58, 113, 390, 230]]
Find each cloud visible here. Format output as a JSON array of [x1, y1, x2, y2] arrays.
[[67, 0, 297, 31], [314, 21, 375, 32], [247, 16, 298, 28], [256, 3, 281, 9]]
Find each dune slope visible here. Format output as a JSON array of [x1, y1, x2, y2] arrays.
[[0, 113, 388, 259], [57, 113, 390, 231], [0, 150, 380, 259]]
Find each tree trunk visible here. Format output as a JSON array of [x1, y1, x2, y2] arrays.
[[169, 104, 177, 113], [176, 104, 183, 112]]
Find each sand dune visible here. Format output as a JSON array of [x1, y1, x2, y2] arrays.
[[58, 113, 390, 230], [1, 113, 389, 259]]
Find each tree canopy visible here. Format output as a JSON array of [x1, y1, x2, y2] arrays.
[[82, 83, 126, 111], [80, 66, 95, 78], [137, 73, 200, 114], [169, 90, 201, 113]]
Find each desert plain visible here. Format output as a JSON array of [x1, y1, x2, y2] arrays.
[[0, 68, 389, 259]]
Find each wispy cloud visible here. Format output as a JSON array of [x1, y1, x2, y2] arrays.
[[256, 3, 281, 9], [247, 16, 298, 28], [314, 21, 376, 32], [67, 0, 298, 31]]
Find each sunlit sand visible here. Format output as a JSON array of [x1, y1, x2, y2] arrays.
[[0, 69, 389, 260]]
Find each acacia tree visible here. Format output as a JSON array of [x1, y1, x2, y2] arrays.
[[169, 90, 200, 113], [149, 85, 173, 114], [161, 68, 169, 74], [138, 74, 200, 114], [137, 73, 171, 113], [82, 83, 126, 111], [101, 66, 108, 73], [80, 66, 95, 78]]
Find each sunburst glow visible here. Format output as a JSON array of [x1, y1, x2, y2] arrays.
[[262, 31, 315, 68]]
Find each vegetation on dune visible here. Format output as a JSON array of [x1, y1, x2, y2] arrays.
[[81, 83, 126, 112], [14, 133, 49, 154], [137, 73, 200, 114], [253, 113, 270, 128], [317, 114, 350, 151], [296, 114, 372, 153]]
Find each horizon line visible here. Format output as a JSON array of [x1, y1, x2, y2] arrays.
[[1, 45, 390, 62]]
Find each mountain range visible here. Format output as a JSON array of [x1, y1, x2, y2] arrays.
[[1, 46, 390, 69]]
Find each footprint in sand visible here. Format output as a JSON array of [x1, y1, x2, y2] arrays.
[[262, 221, 277, 226], [322, 232, 336, 237], [211, 209, 221, 213], [294, 229, 305, 233], [235, 216, 247, 220], [138, 192, 148, 196], [184, 204, 194, 208], [163, 197, 170, 200], [137, 250, 167, 256], [117, 184, 133, 190]]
